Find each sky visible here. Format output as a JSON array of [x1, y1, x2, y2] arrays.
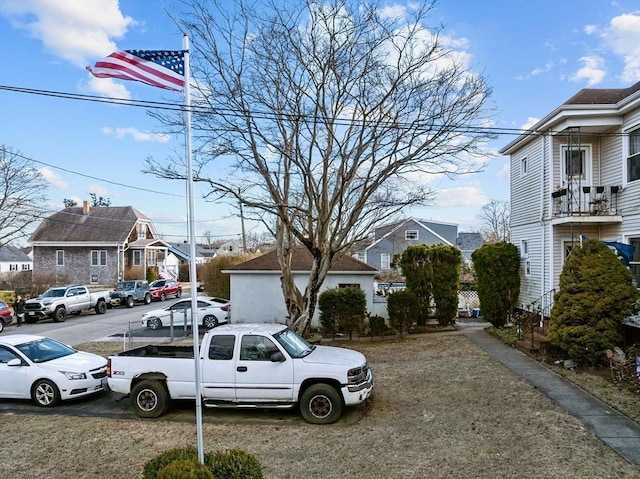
[[1, 0, 639, 247]]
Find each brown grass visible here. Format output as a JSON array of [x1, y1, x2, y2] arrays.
[[1, 332, 638, 479]]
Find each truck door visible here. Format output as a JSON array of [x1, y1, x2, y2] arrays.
[[200, 334, 237, 400], [234, 334, 294, 401], [67, 287, 87, 312]]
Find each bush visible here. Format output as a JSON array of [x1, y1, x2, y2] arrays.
[[318, 288, 340, 340], [319, 287, 367, 339], [548, 240, 639, 366], [157, 459, 213, 479], [142, 447, 200, 479], [368, 315, 387, 338], [199, 253, 258, 298], [208, 448, 263, 479], [387, 290, 419, 336], [471, 242, 520, 328]]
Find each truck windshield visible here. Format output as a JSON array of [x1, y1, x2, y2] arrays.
[[115, 282, 135, 290], [41, 289, 65, 298], [274, 328, 315, 358]]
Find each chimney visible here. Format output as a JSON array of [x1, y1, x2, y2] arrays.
[[83, 200, 90, 215]]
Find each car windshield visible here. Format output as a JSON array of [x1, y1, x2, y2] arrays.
[[150, 280, 165, 287], [15, 338, 75, 363], [41, 289, 66, 298], [273, 328, 315, 358], [115, 281, 135, 290]]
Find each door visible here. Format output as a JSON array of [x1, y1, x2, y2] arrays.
[[67, 287, 89, 312], [234, 334, 294, 402], [0, 347, 29, 398], [561, 145, 592, 213], [200, 334, 237, 400]]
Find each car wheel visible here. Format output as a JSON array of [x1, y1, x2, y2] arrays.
[[176, 289, 182, 298], [300, 384, 343, 424], [143, 294, 151, 305], [52, 307, 66, 323], [0, 320, 4, 333], [131, 380, 169, 418], [126, 296, 135, 308], [147, 317, 162, 330], [203, 315, 218, 329], [160, 292, 166, 301], [32, 379, 61, 407], [95, 300, 107, 315]]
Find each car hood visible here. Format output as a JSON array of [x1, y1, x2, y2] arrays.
[[41, 351, 106, 371], [302, 345, 366, 366], [142, 308, 170, 319]]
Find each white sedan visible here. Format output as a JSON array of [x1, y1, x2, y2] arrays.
[[0, 334, 107, 407], [141, 296, 230, 330]]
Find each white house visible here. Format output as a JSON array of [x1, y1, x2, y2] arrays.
[[224, 247, 378, 325], [500, 81, 640, 313], [0, 245, 32, 274]]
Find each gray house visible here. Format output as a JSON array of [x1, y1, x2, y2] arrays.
[[353, 218, 458, 272], [29, 201, 170, 285]]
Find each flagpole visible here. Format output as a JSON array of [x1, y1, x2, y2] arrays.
[[183, 33, 205, 464]]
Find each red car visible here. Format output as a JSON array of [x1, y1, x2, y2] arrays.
[[0, 300, 14, 333], [149, 279, 182, 301]]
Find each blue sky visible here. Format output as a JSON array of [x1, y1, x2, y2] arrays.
[[1, 0, 639, 246]]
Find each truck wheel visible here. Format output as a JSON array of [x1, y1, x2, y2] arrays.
[[95, 300, 107, 315], [131, 380, 169, 418], [300, 384, 343, 424], [147, 317, 162, 330], [203, 315, 218, 329], [32, 379, 61, 407], [126, 296, 135, 308], [143, 294, 151, 305], [52, 307, 66, 323]]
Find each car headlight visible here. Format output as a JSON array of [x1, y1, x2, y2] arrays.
[[62, 371, 87, 380]]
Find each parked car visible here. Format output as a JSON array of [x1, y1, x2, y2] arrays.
[[149, 279, 182, 301], [141, 297, 230, 330], [110, 280, 151, 308], [0, 334, 108, 406], [0, 301, 14, 333]]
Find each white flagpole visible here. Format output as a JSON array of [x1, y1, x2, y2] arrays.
[[183, 33, 205, 463]]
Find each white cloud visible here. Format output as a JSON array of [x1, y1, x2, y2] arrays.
[[39, 166, 68, 189], [434, 186, 489, 208], [496, 162, 510, 180], [601, 13, 640, 83], [84, 184, 115, 198], [84, 75, 132, 100], [531, 61, 554, 76], [570, 55, 606, 86], [584, 24, 597, 35], [102, 127, 171, 143], [521, 117, 540, 131]]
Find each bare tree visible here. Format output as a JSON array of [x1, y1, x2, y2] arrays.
[[0, 146, 49, 246], [201, 229, 215, 248], [477, 199, 510, 242], [146, 0, 494, 333]]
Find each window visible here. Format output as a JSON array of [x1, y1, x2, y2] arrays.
[[524, 259, 531, 277], [628, 127, 640, 182], [240, 335, 279, 361], [630, 238, 640, 288], [521, 240, 529, 258], [208, 335, 235, 360], [91, 250, 107, 266], [147, 250, 157, 266], [405, 230, 419, 240], [56, 250, 64, 266], [138, 223, 147, 239], [133, 250, 142, 266], [9, 264, 17, 271], [338, 283, 360, 289], [520, 156, 528, 176], [22, 264, 30, 271], [563, 147, 586, 179], [380, 253, 391, 270]]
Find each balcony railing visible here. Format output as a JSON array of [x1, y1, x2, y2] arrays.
[[552, 185, 620, 217]]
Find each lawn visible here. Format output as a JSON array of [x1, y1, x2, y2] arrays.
[[0, 330, 638, 479]]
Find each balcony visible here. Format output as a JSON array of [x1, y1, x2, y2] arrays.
[[551, 185, 623, 225]]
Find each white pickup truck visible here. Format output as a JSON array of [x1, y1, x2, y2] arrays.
[[107, 323, 374, 424], [24, 285, 111, 323]]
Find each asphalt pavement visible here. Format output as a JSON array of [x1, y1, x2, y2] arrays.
[[457, 322, 640, 470]]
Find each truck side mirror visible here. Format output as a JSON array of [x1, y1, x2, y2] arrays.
[[270, 351, 285, 362]]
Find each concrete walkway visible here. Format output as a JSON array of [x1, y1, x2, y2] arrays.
[[458, 324, 640, 469]]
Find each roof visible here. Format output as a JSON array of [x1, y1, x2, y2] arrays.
[[29, 206, 150, 243], [456, 232, 485, 250], [227, 246, 378, 273], [168, 242, 215, 259], [564, 82, 640, 105], [0, 245, 32, 262], [0, 334, 45, 346], [364, 217, 456, 251], [213, 323, 288, 335]]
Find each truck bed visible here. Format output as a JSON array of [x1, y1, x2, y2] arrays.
[[115, 345, 194, 359]]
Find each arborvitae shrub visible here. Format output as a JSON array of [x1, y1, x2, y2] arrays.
[[368, 315, 387, 338], [335, 287, 366, 339], [548, 240, 639, 365], [387, 290, 419, 336], [318, 288, 340, 339], [157, 459, 214, 479], [208, 448, 263, 479], [471, 242, 520, 327]]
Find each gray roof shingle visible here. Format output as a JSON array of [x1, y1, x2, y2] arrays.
[[564, 81, 640, 105]]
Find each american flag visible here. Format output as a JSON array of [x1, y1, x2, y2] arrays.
[[86, 50, 185, 91]]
